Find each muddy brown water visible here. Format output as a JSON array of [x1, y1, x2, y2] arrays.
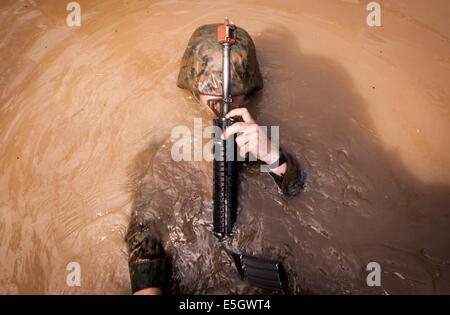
[[0, 0, 449, 294]]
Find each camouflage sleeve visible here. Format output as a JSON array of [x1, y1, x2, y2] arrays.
[[269, 149, 306, 198], [125, 219, 166, 294]]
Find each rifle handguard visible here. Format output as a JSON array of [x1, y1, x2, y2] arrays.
[[213, 117, 239, 240]]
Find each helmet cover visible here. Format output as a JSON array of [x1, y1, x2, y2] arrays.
[[177, 23, 263, 96]]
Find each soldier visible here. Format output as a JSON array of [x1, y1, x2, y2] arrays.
[[126, 23, 306, 295]]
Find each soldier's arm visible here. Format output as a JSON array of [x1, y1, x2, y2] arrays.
[[126, 218, 166, 295], [268, 149, 306, 198]]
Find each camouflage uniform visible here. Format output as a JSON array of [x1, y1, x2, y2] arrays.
[[126, 221, 166, 293], [269, 149, 306, 198], [127, 23, 305, 293]]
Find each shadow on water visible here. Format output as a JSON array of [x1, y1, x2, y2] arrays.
[[127, 25, 450, 294]]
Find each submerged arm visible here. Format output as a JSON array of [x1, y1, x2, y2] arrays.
[[126, 213, 166, 295], [268, 149, 306, 198]]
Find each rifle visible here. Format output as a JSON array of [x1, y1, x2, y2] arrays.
[[208, 19, 288, 292], [207, 18, 239, 240]]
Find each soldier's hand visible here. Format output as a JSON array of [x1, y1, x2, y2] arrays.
[[221, 108, 280, 165]]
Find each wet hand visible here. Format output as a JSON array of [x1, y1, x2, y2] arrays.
[[221, 108, 286, 175]]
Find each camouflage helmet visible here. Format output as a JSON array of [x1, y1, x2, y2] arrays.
[[177, 23, 263, 96]]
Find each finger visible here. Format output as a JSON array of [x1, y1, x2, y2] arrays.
[[221, 122, 245, 140], [242, 124, 259, 136], [238, 134, 259, 155], [239, 143, 250, 158], [225, 108, 255, 123], [239, 135, 259, 158], [232, 123, 259, 139], [235, 133, 251, 147], [247, 135, 259, 157]]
